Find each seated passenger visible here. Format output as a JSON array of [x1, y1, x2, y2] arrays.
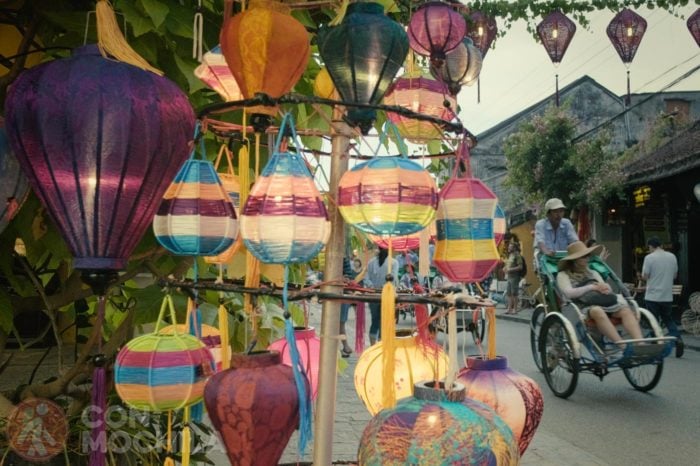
[[556, 241, 643, 348]]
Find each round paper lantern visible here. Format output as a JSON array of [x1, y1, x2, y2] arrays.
[[0, 121, 29, 234], [160, 324, 229, 372], [354, 331, 448, 415], [408, 1, 466, 66], [457, 356, 544, 456], [114, 297, 215, 412], [4, 44, 194, 274], [430, 37, 483, 95], [358, 381, 520, 464], [338, 142, 438, 237], [318, 1, 409, 133], [220, 0, 310, 129], [433, 145, 500, 283], [240, 114, 329, 263], [494, 204, 506, 246], [383, 71, 456, 143], [153, 148, 238, 256], [204, 351, 301, 466], [369, 221, 436, 252], [268, 327, 321, 400]]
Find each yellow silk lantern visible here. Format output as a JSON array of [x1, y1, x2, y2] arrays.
[[313, 67, 336, 99]]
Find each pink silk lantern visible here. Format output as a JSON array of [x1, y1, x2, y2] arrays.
[[267, 326, 321, 400], [408, 1, 466, 66], [457, 356, 544, 456]]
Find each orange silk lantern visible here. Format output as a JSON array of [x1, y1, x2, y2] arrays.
[[220, 0, 310, 129]]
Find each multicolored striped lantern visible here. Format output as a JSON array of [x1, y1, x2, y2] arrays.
[[494, 204, 506, 246], [115, 295, 215, 412], [368, 222, 436, 252], [338, 125, 438, 236], [268, 327, 321, 400], [354, 330, 448, 415], [205, 144, 242, 264], [358, 381, 520, 464], [458, 356, 544, 456], [160, 323, 229, 373], [240, 113, 330, 264], [194, 45, 243, 102], [433, 142, 500, 283], [383, 71, 456, 143], [153, 126, 238, 256]]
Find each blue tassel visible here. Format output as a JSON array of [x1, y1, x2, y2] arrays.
[[283, 265, 312, 457], [188, 260, 204, 423]]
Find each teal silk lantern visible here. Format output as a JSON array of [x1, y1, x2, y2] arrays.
[[317, 2, 409, 134]]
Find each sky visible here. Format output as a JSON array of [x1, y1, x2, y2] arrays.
[[456, 4, 700, 135]]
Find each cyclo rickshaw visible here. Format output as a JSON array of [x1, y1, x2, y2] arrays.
[[529, 251, 676, 398]]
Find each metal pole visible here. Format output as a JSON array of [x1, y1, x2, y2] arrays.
[[313, 113, 352, 465]]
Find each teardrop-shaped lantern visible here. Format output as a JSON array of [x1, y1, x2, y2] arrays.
[[4, 45, 194, 274], [220, 0, 310, 130], [205, 144, 242, 265], [607, 8, 647, 105], [430, 37, 483, 96], [537, 10, 576, 106], [318, 2, 409, 134], [0, 121, 29, 235], [466, 11, 497, 58], [338, 125, 438, 236], [383, 71, 456, 143], [689, 8, 700, 46], [153, 128, 238, 257], [408, 1, 466, 66], [433, 142, 500, 283], [240, 113, 330, 264]]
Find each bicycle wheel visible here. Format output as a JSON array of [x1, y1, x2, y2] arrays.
[[623, 311, 664, 392], [540, 315, 579, 398], [530, 304, 546, 372]]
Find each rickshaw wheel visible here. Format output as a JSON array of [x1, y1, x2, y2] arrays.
[[540, 315, 579, 398], [622, 312, 664, 392], [530, 304, 546, 372]]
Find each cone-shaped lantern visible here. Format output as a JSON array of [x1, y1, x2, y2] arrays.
[[537, 10, 576, 106], [4, 45, 194, 276], [430, 38, 483, 96], [408, 1, 466, 67], [465, 11, 497, 103], [606, 9, 647, 106], [688, 8, 700, 47], [318, 2, 409, 134], [220, 0, 310, 131]]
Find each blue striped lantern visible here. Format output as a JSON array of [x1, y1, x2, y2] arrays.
[[153, 124, 238, 256], [433, 142, 500, 283], [240, 113, 330, 264]]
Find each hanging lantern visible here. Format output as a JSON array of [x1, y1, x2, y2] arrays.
[[338, 125, 438, 236], [4, 44, 194, 281], [354, 330, 448, 415], [606, 9, 647, 106], [153, 132, 239, 257], [369, 222, 436, 252], [537, 10, 576, 106], [457, 356, 544, 456], [494, 204, 506, 246], [466, 11, 497, 58], [114, 296, 215, 412], [220, 0, 310, 131], [240, 113, 330, 264], [313, 67, 336, 99], [433, 143, 500, 283], [205, 144, 242, 265], [358, 381, 520, 464], [194, 45, 243, 102], [318, 2, 409, 134], [383, 71, 456, 143], [160, 323, 229, 372], [268, 327, 321, 400], [204, 351, 302, 465], [408, 1, 466, 67], [0, 121, 29, 235], [688, 8, 700, 47], [430, 37, 483, 96]]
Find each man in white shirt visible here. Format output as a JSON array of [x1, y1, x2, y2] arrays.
[[534, 198, 579, 256], [642, 236, 683, 357]]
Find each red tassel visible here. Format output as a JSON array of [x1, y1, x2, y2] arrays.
[[355, 302, 365, 354], [90, 357, 107, 466], [414, 304, 434, 350]]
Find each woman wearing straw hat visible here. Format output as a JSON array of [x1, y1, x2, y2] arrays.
[[556, 241, 643, 349]]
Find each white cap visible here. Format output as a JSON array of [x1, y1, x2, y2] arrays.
[[544, 198, 566, 212]]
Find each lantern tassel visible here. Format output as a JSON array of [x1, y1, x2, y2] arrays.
[[445, 308, 458, 389], [477, 76, 481, 104], [181, 407, 192, 466], [555, 73, 560, 107], [626, 69, 631, 106], [187, 296, 204, 423], [283, 265, 312, 457], [418, 227, 430, 278], [89, 296, 107, 466], [95, 1, 162, 75], [164, 411, 175, 466], [487, 306, 497, 360], [355, 302, 365, 354], [380, 279, 397, 409]]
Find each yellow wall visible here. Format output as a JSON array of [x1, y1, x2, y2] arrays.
[[511, 219, 538, 288]]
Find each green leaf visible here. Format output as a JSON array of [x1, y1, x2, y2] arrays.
[[119, 1, 156, 38], [173, 53, 205, 94], [164, 2, 195, 38], [427, 139, 442, 155], [140, 0, 170, 29]]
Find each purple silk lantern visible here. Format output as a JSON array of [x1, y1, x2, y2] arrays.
[[4, 45, 194, 280], [408, 1, 466, 66]]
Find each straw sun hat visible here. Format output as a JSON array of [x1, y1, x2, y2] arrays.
[[557, 241, 602, 269]]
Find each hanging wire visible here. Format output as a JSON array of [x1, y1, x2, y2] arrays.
[[192, 0, 203, 62]]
